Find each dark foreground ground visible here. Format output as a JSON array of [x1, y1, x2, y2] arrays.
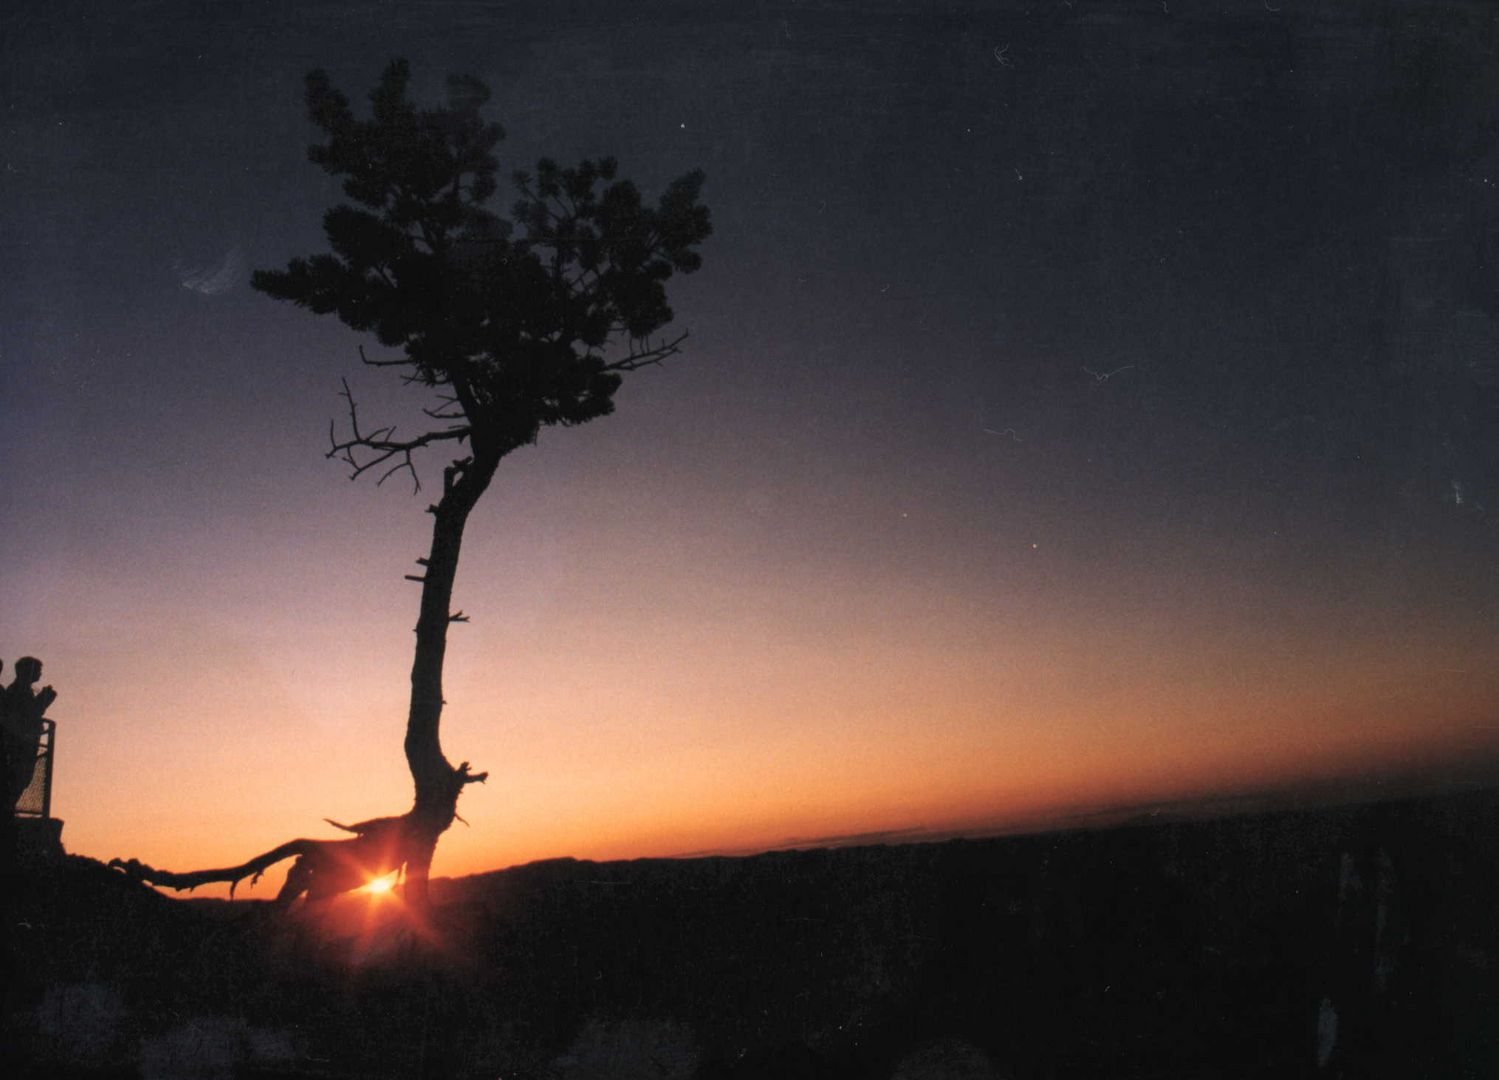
[[4, 787, 1499, 1079]]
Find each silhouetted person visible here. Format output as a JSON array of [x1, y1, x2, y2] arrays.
[[2, 656, 57, 814]]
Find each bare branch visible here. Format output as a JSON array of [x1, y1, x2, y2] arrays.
[[377, 461, 410, 487], [323, 813, 405, 836], [601, 329, 691, 372], [328, 377, 472, 493], [358, 343, 411, 368], [422, 392, 465, 420], [455, 761, 488, 786]]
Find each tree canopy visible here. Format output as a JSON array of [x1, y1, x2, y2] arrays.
[[253, 58, 712, 468]]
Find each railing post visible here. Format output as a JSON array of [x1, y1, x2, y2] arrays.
[[40, 718, 55, 821]]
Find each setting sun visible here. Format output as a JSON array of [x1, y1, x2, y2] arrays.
[[361, 873, 397, 896]]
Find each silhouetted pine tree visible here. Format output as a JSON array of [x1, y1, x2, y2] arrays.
[[111, 60, 709, 911]]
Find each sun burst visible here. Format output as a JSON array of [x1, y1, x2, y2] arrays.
[[361, 872, 398, 896]]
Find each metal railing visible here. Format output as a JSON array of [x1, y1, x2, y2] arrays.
[[13, 717, 56, 819]]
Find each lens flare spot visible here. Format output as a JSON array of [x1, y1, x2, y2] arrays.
[[361, 872, 397, 896]]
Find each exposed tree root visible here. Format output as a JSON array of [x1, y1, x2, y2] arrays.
[[110, 813, 422, 906], [110, 763, 487, 909], [109, 838, 324, 900], [109, 821, 404, 905]]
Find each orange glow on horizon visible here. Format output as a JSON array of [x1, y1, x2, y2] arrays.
[[15, 469, 1498, 903]]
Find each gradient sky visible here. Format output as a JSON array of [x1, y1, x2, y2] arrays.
[[4, 0, 1498, 895]]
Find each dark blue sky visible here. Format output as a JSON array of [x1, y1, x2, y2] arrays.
[[8, 2, 1497, 522]]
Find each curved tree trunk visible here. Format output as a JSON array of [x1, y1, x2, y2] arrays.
[[399, 450, 499, 910], [113, 450, 501, 912]]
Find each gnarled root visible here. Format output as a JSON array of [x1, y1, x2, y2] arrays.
[[110, 812, 419, 906], [109, 761, 489, 909]]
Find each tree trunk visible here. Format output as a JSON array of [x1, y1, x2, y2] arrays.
[[400, 452, 499, 910], [110, 451, 500, 910]]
